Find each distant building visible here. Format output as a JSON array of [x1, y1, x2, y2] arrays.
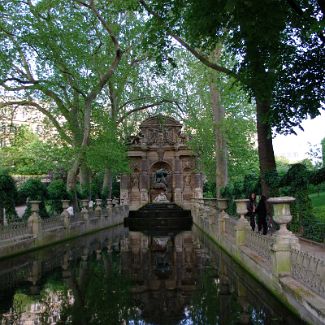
[[0, 97, 58, 147]]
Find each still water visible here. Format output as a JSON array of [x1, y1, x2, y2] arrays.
[[0, 225, 305, 325]]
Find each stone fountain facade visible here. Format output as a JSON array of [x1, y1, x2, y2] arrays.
[[120, 116, 203, 211]]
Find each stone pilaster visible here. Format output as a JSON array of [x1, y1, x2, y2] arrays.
[[28, 201, 42, 238]]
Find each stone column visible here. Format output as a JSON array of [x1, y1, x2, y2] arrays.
[[120, 174, 129, 205], [140, 156, 149, 206], [268, 197, 299, 277], [193, 173, 203, 199], [28, 201, 42, 238], [174, 155, 182, 205], [61, 200, 70, 229], [234, 199, 250, 246], [217, 199, 228, 236], [81, 199, 89, 221], [95, 199, 102, 218]]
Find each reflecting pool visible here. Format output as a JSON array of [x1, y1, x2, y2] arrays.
[[0, 225, 305, 324]]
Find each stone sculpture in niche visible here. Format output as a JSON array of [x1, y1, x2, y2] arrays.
[[131, 173, 139, 190], [153, 168, 170, 192]]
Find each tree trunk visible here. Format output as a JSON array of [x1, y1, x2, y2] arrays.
[[256, 97, 277, 197], [209, 74, 228, 197], [79, 163, 90, 196], [67, 158, 80, 192], [102, 168, 113, 199]]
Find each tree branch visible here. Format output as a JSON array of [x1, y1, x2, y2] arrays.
[[117, 99, 177, 124], [139, 0, 239, 80]]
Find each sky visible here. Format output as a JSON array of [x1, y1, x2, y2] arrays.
[[273, 109, 325, 162]]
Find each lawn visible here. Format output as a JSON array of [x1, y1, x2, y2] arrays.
[[309, 191, 325, 222]]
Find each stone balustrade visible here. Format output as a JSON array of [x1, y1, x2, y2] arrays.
[[0, 198, 128, 259], [191, 196, 325, 325]]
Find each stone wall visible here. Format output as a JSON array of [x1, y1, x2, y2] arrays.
[[191, 197, 325, 325]]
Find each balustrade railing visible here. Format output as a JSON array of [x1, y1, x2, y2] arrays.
[[291, 248, 325, 299], [0, 222, 31, 242], [245, 231, 274, 267], [0, 198, 126, 256], [42, 216, 64, 232]]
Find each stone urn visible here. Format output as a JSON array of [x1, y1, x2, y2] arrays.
[[235, 199, 249, 222], [217, 198, 228, 212], [267, 197, 295, 236], [81, 199, 89, 211]]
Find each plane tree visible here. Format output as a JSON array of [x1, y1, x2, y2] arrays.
[[139, 0, 325, 195]]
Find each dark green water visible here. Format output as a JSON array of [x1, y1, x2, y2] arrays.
[[0, 225, 305, 325]]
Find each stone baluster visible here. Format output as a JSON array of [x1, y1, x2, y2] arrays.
[[81, 199, 89, 221], [268, 197, 299, 277], [217, 199, 228, 236], [107, 199, 113, 224], [95, 199, 102, 218], [61, 200, 70, 229], [234, 199, 250, 246], [28, 201, 42, 238]]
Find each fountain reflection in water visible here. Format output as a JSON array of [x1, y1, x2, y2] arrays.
[[0, 225, 306, 325]]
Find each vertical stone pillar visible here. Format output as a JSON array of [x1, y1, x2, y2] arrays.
[[61, 200, 70, 229], [120, 174, 129, 205], [28, 201, 42, 238], [234, 199, 250, 246], [81, 199, 89, 221], [193, 173, 203, 199], [174, 155, 182, 205], [95, 199, 102, 218], [268, 197, 299, 277], [140, 156, 149, 206], [217, 199, 228, 237]]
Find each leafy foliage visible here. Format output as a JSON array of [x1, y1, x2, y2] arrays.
[[47, 179, 70, 215], [0, 169, 18, 222], [0, 126, 73, 176], [19, 179, 49, 219], [279, 163, 324, 241]]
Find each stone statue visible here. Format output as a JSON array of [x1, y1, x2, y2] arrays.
[[131, 173, 139, 189], [184, 174, 191, 188], [155, 168, 168, 186]]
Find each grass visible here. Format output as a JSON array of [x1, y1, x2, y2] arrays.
[[309, 191, 325, 222]]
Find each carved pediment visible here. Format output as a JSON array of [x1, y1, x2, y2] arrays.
[[132, 115, 187, 146]]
